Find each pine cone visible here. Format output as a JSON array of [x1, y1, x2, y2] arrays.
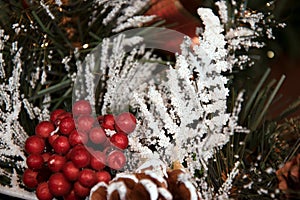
[[276, 118, 300, 152], [276, 153, 300, 199], [89, 159, 201, 200]]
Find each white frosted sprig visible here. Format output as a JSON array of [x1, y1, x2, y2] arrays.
[[217, 161, 240, 199], [0, 31, 50, 197], [98, 0, 153, 33], [216, 0, 280, 69], [216, 0, 228, 24], [0, 29, 9, 78], [102, 2, 123, 25], [112, 15, 156, 33], [40, 0, 55, 20], [84, 53, 96, 106], [98, 35, 158, 114], [55, 0, 63, 7]]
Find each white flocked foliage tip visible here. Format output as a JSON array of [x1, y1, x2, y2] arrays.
[[94, 0, 155, 32]]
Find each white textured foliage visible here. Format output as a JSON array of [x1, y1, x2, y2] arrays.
[[95, 0, 155, 32], [216, 161, 240, 199], [216, 0, 282, 69], [0, 31, 45, 199], [80, 7, 250, 199], [74, 34, 158, 115], [128, 9, 247, 176]]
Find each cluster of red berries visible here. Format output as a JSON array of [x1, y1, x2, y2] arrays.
[[22, 100, 136, 200]]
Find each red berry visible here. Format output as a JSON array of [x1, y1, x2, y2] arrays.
[[25, 136, 45, 154], [55, 112, 72, 126], [23, 168, 39, 188], [62, 161, 80, 181], [52, 136, 70, 155], [69, 130, 88, 146], [71, 147, 91, 168], [26, 154, 44, 170], [66, 144, 85, 160], [101, 139, 112, 149], [72, 144, 86, 151], [35, 121, 55, 138], [48, 173, 71, 196], [78, 169, 97, 188], [95, 171, 111, 184], [110, 132, 129, 150], [101, 114, 115, 130], [73, 181, 90, 197], [48, 154, 66, 172], [89, 127, 106, 144], [63, 189, 83, 200], [48, 134, 59, 146], [36, 182, 53, 200], [59, 117, 75, 135], [90, 151, 106, 170], [50, 109, 65, 123], [76, 115, 95, 132], [115, 112, 136, 134], [97, 115, 104, 123], [41, 152, 51, 163], [72, 100, 92, 116], [107, 150, 126, 170]]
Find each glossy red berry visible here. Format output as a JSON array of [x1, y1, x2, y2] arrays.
[[78, 169, 97, 188], [48, 154, 66, 172], [110, 132, 129, 150], [97, 115, 104, 123], [70, 147, 91, 168], [25, 136, 45, 154], [48, 134, 59, 146], [66, 144, 86, 161], [62, 161, 80, 181], [59, 117, 75, 135], [101, 114, 115, 130], [36, 182, 53, 200], [23, 168, 39, 188], [50, 109, 66, 123], [95, 171, 111, 184], [35, 121, 55, 138], [107, 150, 126, 170], [52, 136, 70, 155], [63, 189, 82, 200], [89, 127, 106, 144], [73, 181, 90, 197], [48, 173, 71, 197], [72, 100, 92, 116], [76, 115, 95, 132], [90, 151, 106, 171], [115, 112, 136, 134], [55, 112, 72, 126], [26, 154, 44, 170], [69, 130, 88, 146]]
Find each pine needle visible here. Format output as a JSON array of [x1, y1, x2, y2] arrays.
[[252, 75, 286, 130]]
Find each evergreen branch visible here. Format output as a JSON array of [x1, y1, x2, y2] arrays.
[[28, 79, 72, 101], [252, 75, 285, 130], [31, 11, 55, 38], [240, 68, 270, 123], [275, 96, 300, 120]]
